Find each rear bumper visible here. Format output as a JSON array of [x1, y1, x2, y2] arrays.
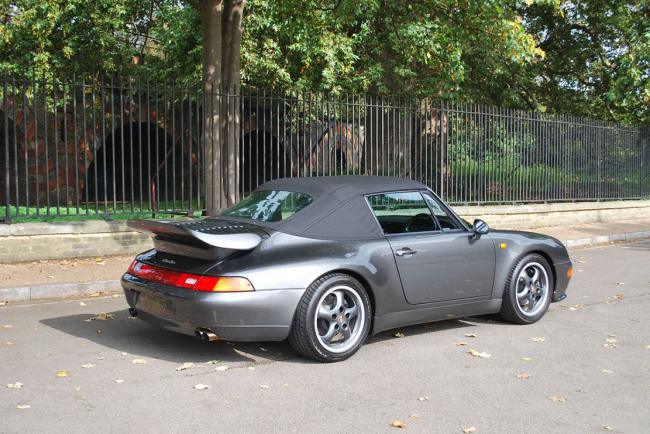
[[121, 273, 304, 342], [552, 260, 572, 302]]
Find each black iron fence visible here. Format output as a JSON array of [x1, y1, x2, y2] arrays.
[[1, 75, 649, 222]]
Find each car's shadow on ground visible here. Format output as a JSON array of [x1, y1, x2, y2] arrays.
[[40, 309, 294, 365], [40, 308, 507, 364]]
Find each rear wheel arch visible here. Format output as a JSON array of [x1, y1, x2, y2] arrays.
[[289, 271, 373, 362], [320, 269, 375, 322]]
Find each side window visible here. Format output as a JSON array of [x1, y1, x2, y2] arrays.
[[423, 193, 460, 231], [367, 192, 440, 234]]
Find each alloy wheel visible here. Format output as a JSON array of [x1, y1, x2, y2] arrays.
[[313, 285, 366, 354]]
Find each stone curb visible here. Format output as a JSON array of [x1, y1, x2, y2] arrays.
[[1, 230, 649, 303], [0, 280, 121, 302], [562, 230, 650, 248]]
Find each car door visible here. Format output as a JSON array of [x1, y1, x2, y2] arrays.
[[366, 191, 496, 305]]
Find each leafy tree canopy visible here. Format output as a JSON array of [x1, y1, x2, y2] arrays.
[[0, 0, 647, 123]]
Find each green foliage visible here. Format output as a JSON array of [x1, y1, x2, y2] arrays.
[[0, 0, 648, 123]]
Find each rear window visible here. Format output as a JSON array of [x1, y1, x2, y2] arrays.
[[220, 190, 313, 222]]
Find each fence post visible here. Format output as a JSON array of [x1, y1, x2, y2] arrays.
[[439, 100, 445, 200], [3, 71, 11, 224]]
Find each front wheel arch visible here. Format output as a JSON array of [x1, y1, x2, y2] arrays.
[[527, 250, 557, 292]]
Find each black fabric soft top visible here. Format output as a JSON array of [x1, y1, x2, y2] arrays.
[[216, 176, 428, 240]]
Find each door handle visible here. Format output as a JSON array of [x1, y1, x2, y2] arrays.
[[395, 247, 417, 257]]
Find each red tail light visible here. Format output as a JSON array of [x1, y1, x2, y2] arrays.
[[127, 260, 254, 292]]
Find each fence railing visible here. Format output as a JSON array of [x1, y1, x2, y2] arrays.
[[1, 75, 648, 222]]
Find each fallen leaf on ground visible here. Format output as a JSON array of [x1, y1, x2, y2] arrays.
[[215, 366, 229, 372], [193, 384, 210, 390], [521, 357, 533, 361], [6, 382, 24, 389], [114, 379, 125, 384], [79, 302, 86, 307], [5, 341, 14, 345], [132, 359, 146, 364], [464, 333, 477, 338], [605, 337, 618, 344], [516, 373, 531, 379], [16, 405, 30, 410], [0, 301, 7, 306], [615, 282, 625, 286], [455, 341, 468, 346], [394, 332, 405, 338], [259, 384, 271, 389], [602, 425, 613, 430], [1, 324, 13, 328], [418, 396, 429, 401], [548, 396, 567, 402], [409, 414, 419, 419], [601, 369, 613, 374], [391, 420, 406, 429], [97, 356, 105, 360], [468, 349, 491, 358], [176, 362, 194, 371], [463, 427, 477, 434], [613, 294, 624, 300], [531, 337, 545, 342], [81, 363, 96, 369], [56, 370, 69, 378], [84, 313, 114, 322]]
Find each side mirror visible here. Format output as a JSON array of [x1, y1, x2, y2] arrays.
[[472, 219, 489, 236]]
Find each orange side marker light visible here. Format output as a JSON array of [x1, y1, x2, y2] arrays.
[[566, 267, 574, 279]]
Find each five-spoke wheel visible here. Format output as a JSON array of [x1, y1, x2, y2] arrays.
[[515, 262, 550, 317], [500, 254, 554, 324], [314, 285, 365, 354], [289, 273, 371, 362]]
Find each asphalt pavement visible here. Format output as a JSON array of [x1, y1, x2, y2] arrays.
[[1, 241, 649, 433]]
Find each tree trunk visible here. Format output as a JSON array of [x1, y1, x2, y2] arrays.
[[199, 0, 224, 216], [221, 0, 245, 207]]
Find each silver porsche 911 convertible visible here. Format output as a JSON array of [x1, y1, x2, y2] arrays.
[[122, 176, 572, 362]]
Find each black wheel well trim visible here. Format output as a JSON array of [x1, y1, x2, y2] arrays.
[[524, 250, 557, 290], [314, 268, 376, 334]]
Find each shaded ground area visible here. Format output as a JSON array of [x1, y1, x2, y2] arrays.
[[1, 241, 649, 433]]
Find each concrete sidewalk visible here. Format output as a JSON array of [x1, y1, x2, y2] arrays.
[[1, 218, 649, 302]]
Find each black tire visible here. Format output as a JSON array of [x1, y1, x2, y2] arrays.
[[499, 253, 554, 324], [289, 273, 372, 362]]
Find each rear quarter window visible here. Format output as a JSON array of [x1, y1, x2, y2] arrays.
[[221, 190, 313, 222]]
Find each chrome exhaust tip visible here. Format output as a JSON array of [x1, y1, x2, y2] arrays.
[[195, 328, 219, 342]]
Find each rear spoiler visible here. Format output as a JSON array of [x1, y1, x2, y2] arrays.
[[127, 219, 264, 251]]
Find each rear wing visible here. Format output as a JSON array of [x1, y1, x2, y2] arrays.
[[127, 219, 267, 259]]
